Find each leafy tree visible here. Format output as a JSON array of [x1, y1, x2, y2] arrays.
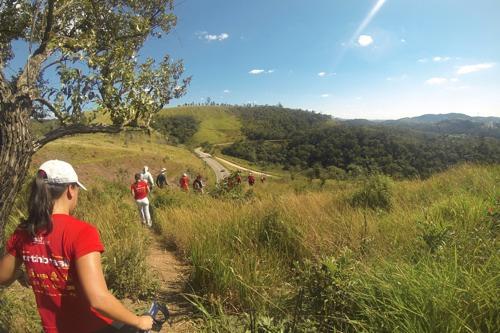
[[0, 0, 190, 243]]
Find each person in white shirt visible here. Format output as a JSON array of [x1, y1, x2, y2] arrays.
[[141, 166, 155, 190]]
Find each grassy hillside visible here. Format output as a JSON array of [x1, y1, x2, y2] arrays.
[[157, 106, 244, 146], [32, 132, 212, 186]]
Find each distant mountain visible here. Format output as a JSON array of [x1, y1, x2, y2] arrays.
[[385, 113, 500, 125], [386, 114, 499, 138], [338, 113, 500, 138]]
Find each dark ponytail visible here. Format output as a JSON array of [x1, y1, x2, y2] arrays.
[[20, 171, 68, 237]]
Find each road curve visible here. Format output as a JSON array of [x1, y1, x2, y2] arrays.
[[214, 156, 276, 178], [194, 148, 230, 183], [194, 147, 277, 182]]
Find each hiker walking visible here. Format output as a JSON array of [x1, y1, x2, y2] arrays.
[[156, 167, 169, 188], [0, 160, 153, 333], [141, 166, 155, 190], [180, 172, 190, 192], [193, 175, 205, 194], [131, 173, 152, 227], [247, 172, 256, 186], [236, 171, 242, 185], [260, 175, 266, 183]]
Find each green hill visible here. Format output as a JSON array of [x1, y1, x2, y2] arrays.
[[156, 106, 244, 146]]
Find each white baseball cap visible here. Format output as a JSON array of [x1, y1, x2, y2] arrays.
[[38, 160, 87, 191]]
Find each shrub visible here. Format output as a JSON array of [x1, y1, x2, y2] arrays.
[[291, 253, 358, 332], [350, 174, 393, 211], [257, 211, 305, 262]]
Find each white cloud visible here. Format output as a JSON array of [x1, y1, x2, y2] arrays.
[[249, 69, 265, 75], [321, 94, 330, 98], [450, 78, 459, 83], [223, 89, 230, 93], [433, 56, 451, 62], [249, 69, 274, 75], [358, 35, 373, 47], [456, 62, 495, 75], [425, 77, 448, 85], [318, 71, 336, 77], [197, 31, 229, 42], [400, 38, 406, 43], [418, 58, 428, 63]]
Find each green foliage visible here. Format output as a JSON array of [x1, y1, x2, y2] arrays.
[[152, 114, 200, 144], [350, 174, 393, 211], [291, 254, 358, 332], [3, 0, 189, 129], [210, 171, 254, 201], [234, 105, 332, 140], [352, 258, 499, 333], [257, 211, 305, 262], [417, 215, 452, 254]]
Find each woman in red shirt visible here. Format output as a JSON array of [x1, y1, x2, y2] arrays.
[[130, 173, 152, 227], [0, 160, 153, 333]]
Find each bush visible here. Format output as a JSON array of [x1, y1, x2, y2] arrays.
[[257, 211, 305, 262], [350, 174, 393, 211], [291, 253, 358, 332]]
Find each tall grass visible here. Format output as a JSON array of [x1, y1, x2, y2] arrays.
[[153, 164, 499, 331]]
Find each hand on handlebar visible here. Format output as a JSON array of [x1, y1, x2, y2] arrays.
[[136, 315, 154, 331]]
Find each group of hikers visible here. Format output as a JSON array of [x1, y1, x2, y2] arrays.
[[130, 166, 206, 227], [224, 170, 266, 189], [0, 159, 270, 333]]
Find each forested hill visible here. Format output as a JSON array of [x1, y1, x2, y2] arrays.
[[211, 106, 500, 179], [233, 105, 333, 140]]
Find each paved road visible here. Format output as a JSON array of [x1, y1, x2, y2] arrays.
[[194, 148, 230, 183], [194, 147, 277, 182]]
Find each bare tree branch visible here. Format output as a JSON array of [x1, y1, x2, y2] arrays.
[[40, 56, 69, 75]]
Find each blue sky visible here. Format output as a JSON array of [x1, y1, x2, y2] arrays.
[[143, 0, 500, 119], [6, 0, 500, 119]]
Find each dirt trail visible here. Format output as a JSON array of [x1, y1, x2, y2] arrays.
[[146, 234, 196, 332]]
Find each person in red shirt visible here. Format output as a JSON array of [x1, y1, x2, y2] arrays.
[[179, 172, 190, 192], [247, 172, 256, 186], [0, 160, 153, 333], [130, 173, 152, 227]]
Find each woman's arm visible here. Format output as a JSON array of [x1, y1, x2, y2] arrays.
[[76, 252, 153, 330], [0, 253, 22, 286]]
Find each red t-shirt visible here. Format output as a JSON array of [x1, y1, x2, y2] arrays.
[[131, 180, 149, 200], [6, 214, 113, 333], [180, 176, 190, 190]]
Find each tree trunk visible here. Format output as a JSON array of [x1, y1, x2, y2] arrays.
[[0, 97, 34, 246]]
